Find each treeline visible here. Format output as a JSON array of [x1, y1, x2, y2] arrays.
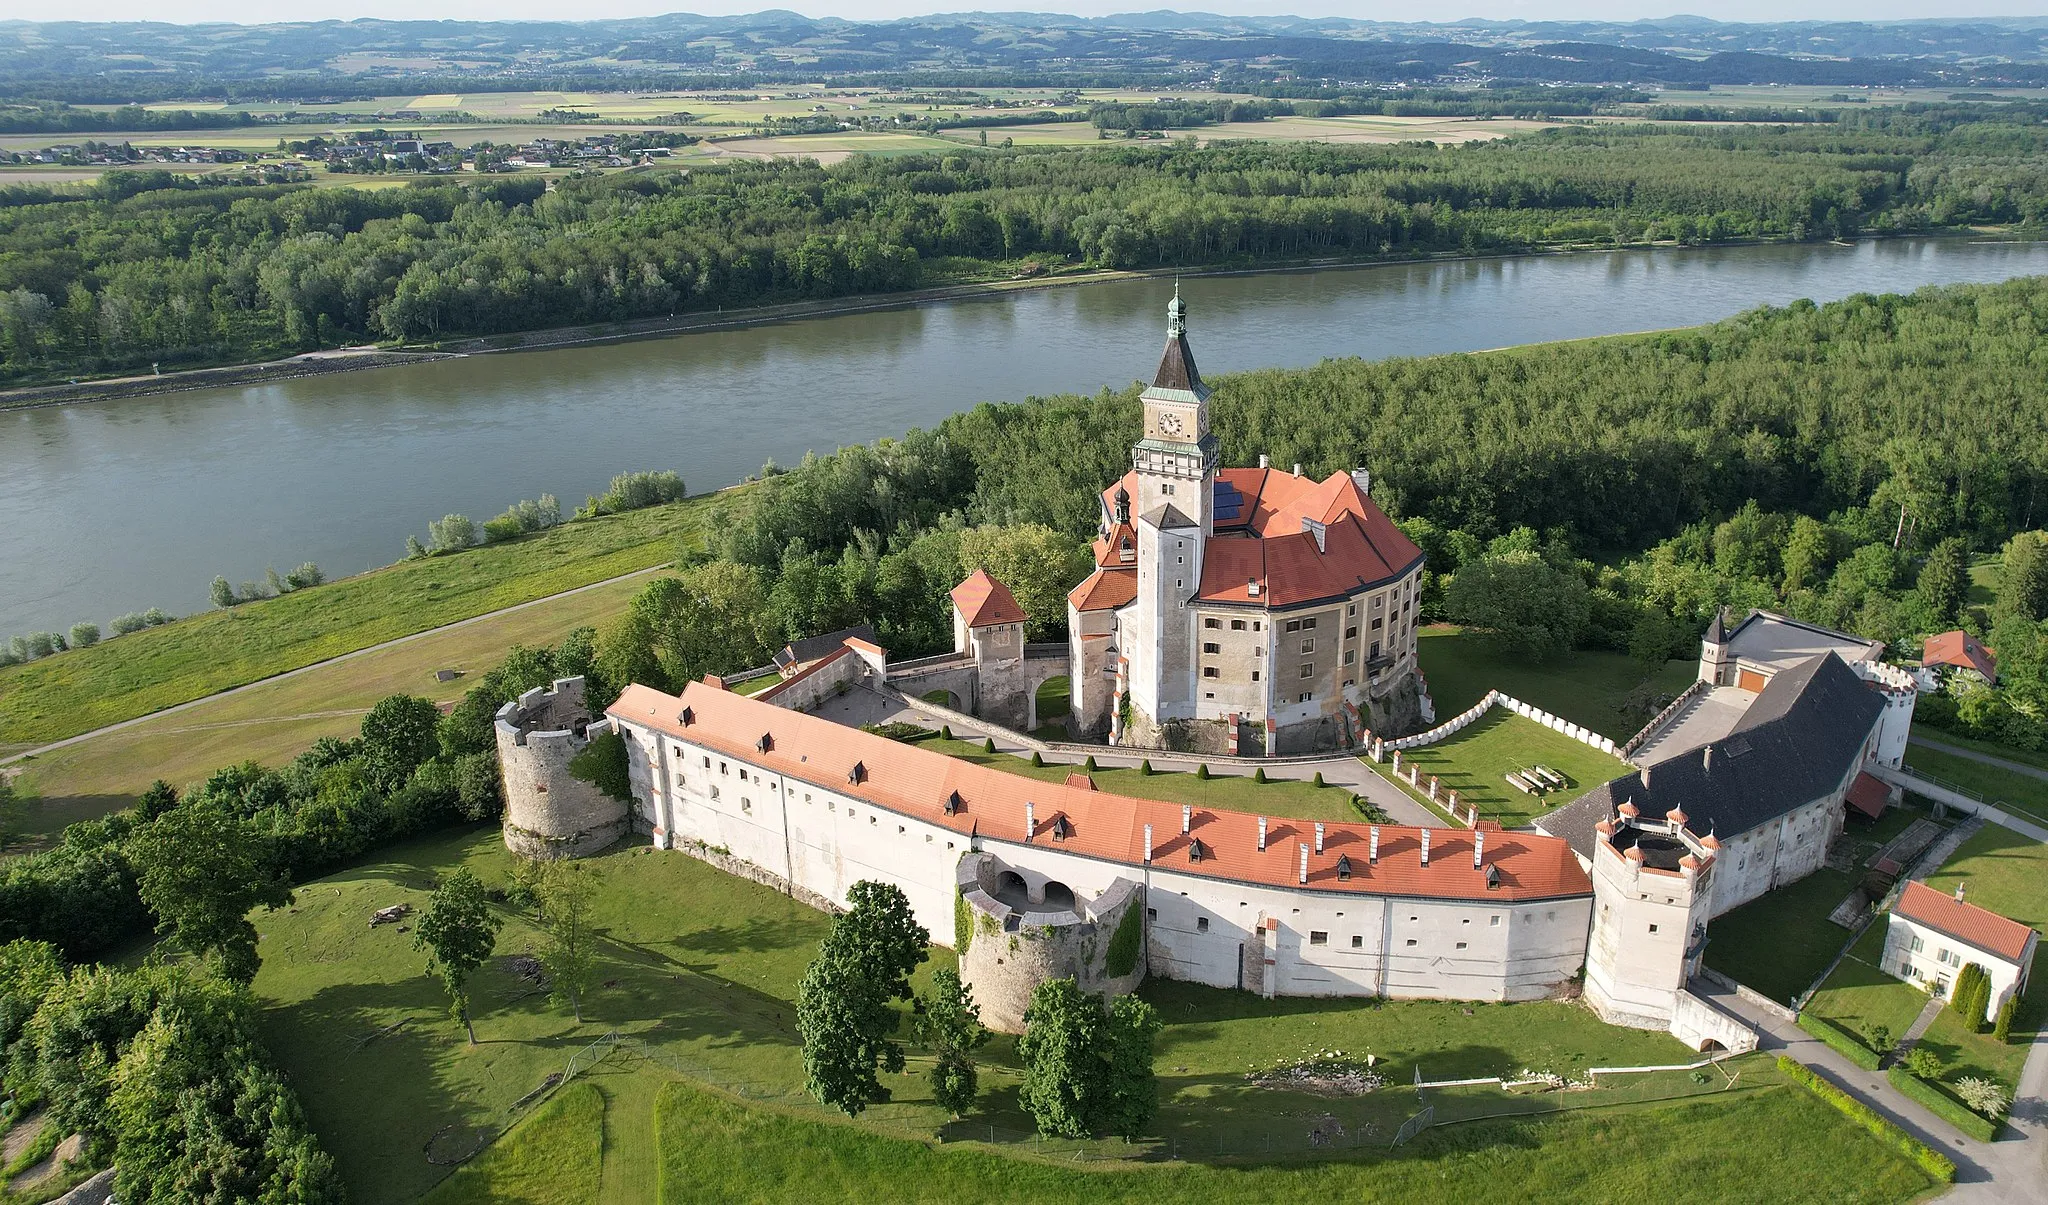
[[565, 279, 2048, 749], [0, 102, 268, 135], [5, 119, 2048, 381]]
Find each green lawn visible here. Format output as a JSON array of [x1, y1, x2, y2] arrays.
[[261, 823, 1811, 1202], [1032, 676, 1071, 740], [1378, 710, 1630, 826], [1417, 627, 1695, 743], [730, 671, 783, 697], [1805, 925, 1931, 1054], [1911, 725, 2048, 774], [1702, 868, 1861, 1005], [1903, 744, 2048, 826], [647, 1075, 1936, 1205], [420, 1081, 604, 1205], [909, 735, 1366, 824], [0, 494, 720, 748]]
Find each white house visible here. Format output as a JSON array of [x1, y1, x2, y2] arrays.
[[1885, 880, 2038, 1021]]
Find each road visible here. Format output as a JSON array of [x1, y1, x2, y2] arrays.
[[0, 563, 670, 771]]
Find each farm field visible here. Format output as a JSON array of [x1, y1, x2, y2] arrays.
[[1378, 709, 1629, 827], [1416, 627, 1695, 742], [259, 825, 1933, 1204]]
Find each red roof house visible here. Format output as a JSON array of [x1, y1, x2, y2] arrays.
[[1923, 630, 1997, 683]]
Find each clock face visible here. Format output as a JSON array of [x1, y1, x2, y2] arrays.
[[1159, 412, 1185, 436]]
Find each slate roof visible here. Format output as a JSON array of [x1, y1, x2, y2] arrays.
[[611, 680, 1592, 904], [951, 570, 1027, 628], [1541, 652, 1887, 857], [773, 625, 878, 671], [1152, 329, 1205, 393], [1895, 880, 2037, 963]]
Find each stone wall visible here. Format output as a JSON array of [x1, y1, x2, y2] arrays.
[[496, 677, 629, 859], [955, 853, 1145, 1032]]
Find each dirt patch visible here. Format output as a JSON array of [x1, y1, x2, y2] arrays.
[[1248, 1058, 1386, 1096], [0, 1109, 46, 1166], [10, 1132, 82, 1194]]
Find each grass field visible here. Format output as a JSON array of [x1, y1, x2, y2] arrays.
[[1380, 710, 1629, 826], [1416, 628, 1695, 743], [260, 824, 1807, 1202], [907, 735, 1366, 823], [1904, 743, 2048, 825], [0, 494, 717, 750], [420, 1081, 604, 1205], [6, 572, 652, 840], [1805, 823, 2048, 1091]]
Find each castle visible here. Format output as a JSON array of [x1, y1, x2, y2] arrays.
[[491, 298, 1922, 1055], [1066, 290, 1428, 755]]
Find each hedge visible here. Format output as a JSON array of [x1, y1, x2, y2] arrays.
[[1797, 1012, 1883, 1071], [1776, 1057, 1956, 1183], [1886, 1066, 2002, 1141]]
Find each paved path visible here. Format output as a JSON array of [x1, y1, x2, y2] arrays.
[[1868, 763, 2048, 843], [0, 563, 669, 770], [1911, 734, 2048, 786], [815, 686, 1446, 829]]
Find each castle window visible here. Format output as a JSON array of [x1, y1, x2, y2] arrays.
[[1302, 618, 1317, 630], [1371, 617, 1383, 630], [1196, 917, 1210, 932], [1254, 647, 1263, 657], [1204, 618, 1220, 629], [1309, 931, 1328, 946], [1298, 692, 1314, 703], [1910, 934, 1924, 953], [1251, 671, 1260, 682], [741, 798, 751, 814], [1204, 692, 1215, 699], [1162, 484, 1175, 496], [1344, 651, 1356, 665], [1405, 938, 1418, 947], [1147, 908, 1158, 921], [1351, 935, 1363, 948], [1285, 619, 1300, 633], [1230, 619, 1247, 631], [719, 762, 728, 774], [1490, 916, 1500, 926], [710, 786, 721, 800], [1203, 642, 1220, 654], [1345, 626, 1357, 639], [703, 756, 710, 768], [1455, 942, 1467, 950], [1300, 639, 1314, 654], [1347, 603, 1356, 616], [1203, 667, 1219, 678], [1648, 924, 1660, 934], [1300, 664, 1314, 678]]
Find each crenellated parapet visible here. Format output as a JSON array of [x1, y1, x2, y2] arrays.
[[495, 676, 628, 859], [954, 852, 1145, 1033]]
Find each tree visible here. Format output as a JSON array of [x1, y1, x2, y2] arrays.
[[1102, 993, 1162, 1140], [413, 868, 503, 1045], [1953, 1076, 2012, 1119], [1017, 977, 1104, 1138], [957, 524, 1090, 639], [67, 622, 99, 649], [2000, 531, 2048, 624], [1994, 994, 2017, 1042], [209, 576, 236, 608], [1951, 962, 1991, 1029], [1915, 537, 1968, 629], [534, 860, 599, 1023], [0, 773, 22, 844], [914, 967, 989, 1117], [1781, 515, 1834, 594], [129, 802, 293, 984], [428, 513, 477, 554], [135, 779, 178, 822], [796, 880, 930, 1116], [1443, 550, 1591, 661], [358, 694, 443, 791], [1904, 1046, 1947, 1080]]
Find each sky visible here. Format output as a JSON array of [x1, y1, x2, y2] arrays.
[[36, 2, 2048, 27]]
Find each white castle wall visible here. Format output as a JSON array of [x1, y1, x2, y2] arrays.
[[612, 710, 1591, 1004], [1372, 691, 1620, 759]]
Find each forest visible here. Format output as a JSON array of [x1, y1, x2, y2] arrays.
[[572, 277, 2048, 751], [3, 116, 2048, 384]]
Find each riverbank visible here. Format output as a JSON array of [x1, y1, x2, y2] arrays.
[[9, 231, 2009, 412]]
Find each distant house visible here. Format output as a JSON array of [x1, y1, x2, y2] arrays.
[[771, 625, 879, 678], [1922, 629, 1997, 685], [1884, 880, 2037, 1020]]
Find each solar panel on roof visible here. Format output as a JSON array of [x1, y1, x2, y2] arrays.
[[1213, 479, 1244, 523]]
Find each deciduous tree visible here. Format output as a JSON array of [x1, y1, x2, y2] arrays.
[[129, 802, 292, 984], [914, 967, 989, 1117], [535, 860, 600, 1023], [797, 880, 929, 1116], [413, 868, 502, 1045]]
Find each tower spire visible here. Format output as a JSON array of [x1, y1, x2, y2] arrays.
[[1167, 279, 1186, 339]]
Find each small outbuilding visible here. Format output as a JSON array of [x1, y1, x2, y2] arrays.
[[1883, 880, 2038, 1022]]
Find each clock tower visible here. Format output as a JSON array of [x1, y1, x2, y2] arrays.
[[1133, 285, 1218, 536]]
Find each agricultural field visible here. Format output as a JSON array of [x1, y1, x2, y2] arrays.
[[256, 825, 1935, 1205]]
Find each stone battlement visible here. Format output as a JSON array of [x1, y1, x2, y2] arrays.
[[495, 677, 628, 860]]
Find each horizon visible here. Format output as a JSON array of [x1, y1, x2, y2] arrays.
[[26, 4, 2048, 30]]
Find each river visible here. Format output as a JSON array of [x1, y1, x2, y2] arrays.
[[5, 236, 2048, 635]]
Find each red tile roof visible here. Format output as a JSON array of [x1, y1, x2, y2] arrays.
[[951, 570, 1027, 628], [1845, 771, 1891, 820], [1923, 630, 1997, 680], [1100, 468, 1422, 608], [1093, 522, 1139, 568], [610, 681, 1592, 905], [1896, 880, 2038, 963], [1068, 566, 1137, 613]]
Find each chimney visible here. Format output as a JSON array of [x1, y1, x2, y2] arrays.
[[1702, 744, 1714, 773], [1369, 825, 1380, 863], [1257, 815, 1268, 851], [1420, 828, 1432, 867], [1351, 468, 1371, 497], [1182, 804, 1192, 834], [1956, 882, 1967, 903], [1025, 801, 1035, 840], [1298, 842, 1309, 885], [1247, 577, 1262, 597], [1143, 823, 1154, 863], [1474, 828, 1486, 869], [1314, 822, 1325, 854], [1258, 453, 1270, 469], [1292, 462, 1302, 477], [1640, 763, 1653, 791]]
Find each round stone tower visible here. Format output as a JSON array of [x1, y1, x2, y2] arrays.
[[494, 676, 628, 859], [954, 852, 1145, 1033]]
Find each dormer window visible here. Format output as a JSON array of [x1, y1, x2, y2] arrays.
[[1485, 865, 1501, 889], [1187, 837, 1207, 863], [1051, 815, 1071, 841], [848, 762, 867, 785], [943, 790, 963, 815], [756, 733, 774, 753], [1336, 854, 1353, 882], [679, 706, 695, 726]]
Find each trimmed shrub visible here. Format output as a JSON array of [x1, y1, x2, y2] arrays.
[[1994, 995, 2017, 1043], [1253, 768, 1267, 784], [941, 725, 953, 741], [1777, 1056, 1955, 1182], [1138, 759, 1153, 776], [1083, 756, 1098, 773], [1029, 751, 1044, 768], [1887, 1066, 2001, 1141], [1797, 1013, 1881, 1070], [1951, 963, 1991, 1030], [1195, 764, 1210, 780], [1312, 771, 1325, 788], [982, 738, 996, 754]]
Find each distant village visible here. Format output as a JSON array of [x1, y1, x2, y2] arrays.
[[3, 128, 698, 177]]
